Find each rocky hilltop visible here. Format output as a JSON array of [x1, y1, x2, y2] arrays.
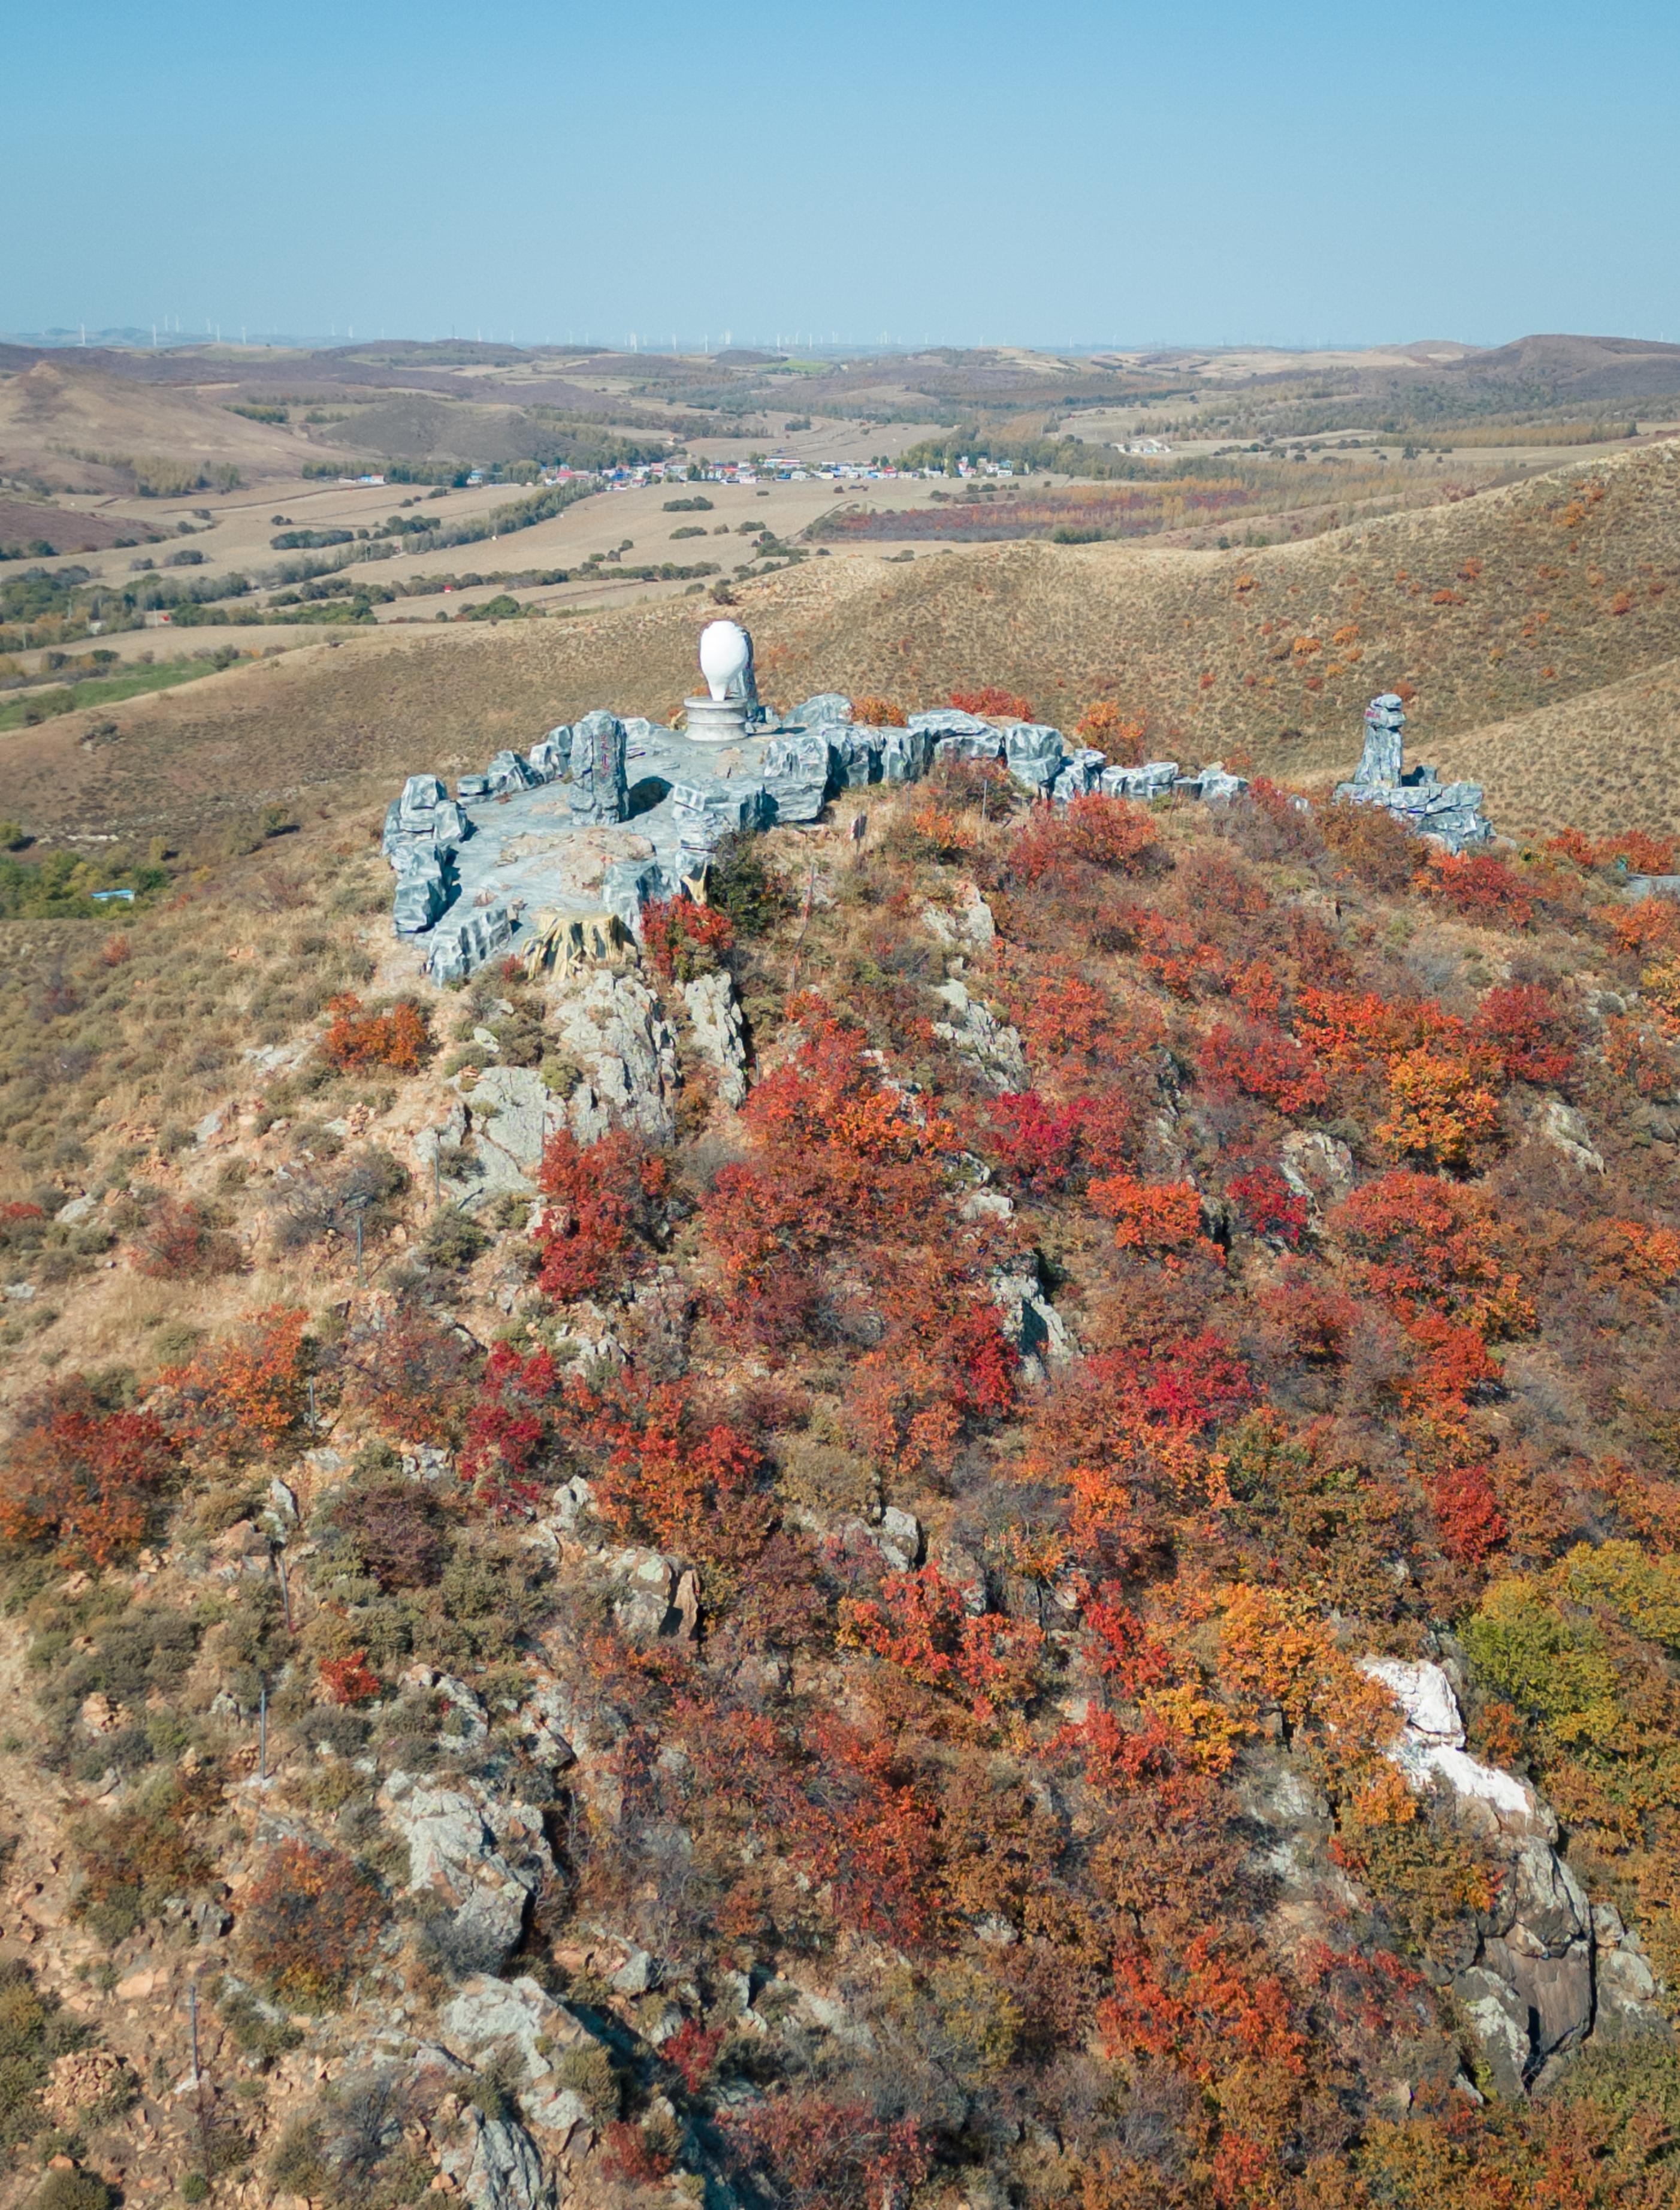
[[2, 667, 1680, 2210]]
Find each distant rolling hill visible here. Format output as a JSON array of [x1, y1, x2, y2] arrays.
[[5, 439, 1679, 850]]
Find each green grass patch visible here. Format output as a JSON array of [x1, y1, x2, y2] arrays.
[[0, 656, 243, 733]]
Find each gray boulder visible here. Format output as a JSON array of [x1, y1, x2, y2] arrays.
[[454, 2114, 554, 2210], [832, 729, 883, 787], [1453, 1966, 1530, 2100], [1004, 722, 1066, 792], [393, 859, 450, 936], [795, 692, 853, 726], [671, 779, 766, 853], [485, 750, 537, 796], [762, 729, 834, 822], [1356, 693, 1406, 784], [527, 727, 571, 781], [381, 1772, 557, 1970], [1101, 759, 1180, 801], [602, 856, 673, 940], [427, 901, 513, 985], [880, 725, 933, 783]]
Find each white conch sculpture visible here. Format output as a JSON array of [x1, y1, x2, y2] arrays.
[[699, 619, 752, 703]]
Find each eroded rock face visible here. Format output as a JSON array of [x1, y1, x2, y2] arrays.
[[380, 1773, 555, 1968], [681, 968, 748, 1109], [553, 971, 678, 1144], [932, 980, 1028, 1093], [441, 1977, 593, 2140], [1359, 1657, 1623, 2090], [445, 2112, 555, 2210]]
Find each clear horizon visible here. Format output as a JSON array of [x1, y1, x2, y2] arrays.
[[7, 0, 1679, 349]]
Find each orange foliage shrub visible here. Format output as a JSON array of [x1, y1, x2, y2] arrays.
[[1331, 1173, 1531, 1340], [159, 1307, 311, 1462], [1089, 1173, 1216, 1262], [1074, 700, 1147, 762], [1427, 1465, 1509, 1564], [1376, 1049, 1502, 1169], [0, 1380, 179, 1569], [950, 684, 1033, 719], [840, 1565, 1044, 1717], [850, 693, 907, 726], [1013, 793, 1159, 883], [320, 994, 430, 1074], [238, 1840, 386, 2007]]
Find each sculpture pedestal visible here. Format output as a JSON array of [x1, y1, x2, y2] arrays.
[[683, 695, 751, 744]]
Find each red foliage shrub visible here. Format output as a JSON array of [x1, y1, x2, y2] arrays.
[[600, 2121, 674, 2184], [1427, 1464, 1509, 1564], [534, 1128, 670, 1303], [101, 934, 131, 966], [238, 1840, 386, 2007], [662, 2018, 725, 2095], [1198, 1021, 1328, 1117], [722, 2094, 929, 2210], [1471, 982, 1577, 1088], [1013, 793, 1159, 882], [950, 684, 1034, 719], [1227, 1163, 1309, 1245], [981, 1091, 1091, 1192], [459, 1343, 564, 1512], [128, 1197, 244, 1281], [640, 896, 734, 983], [0, 1379, 179, 1568], [318, 1649, 382, 1705], [571, 1375, 775, 1574], [841, 1564, 1044, 1716], [320, 994, 430, 1074], [1548, 825, 1676, 876], [1421, 852, 1535, 929]]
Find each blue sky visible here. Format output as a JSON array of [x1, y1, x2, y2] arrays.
[[6, 0, 1678, 349]]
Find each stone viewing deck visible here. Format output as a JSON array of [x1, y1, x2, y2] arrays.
[[379, 621, 1265, 983]]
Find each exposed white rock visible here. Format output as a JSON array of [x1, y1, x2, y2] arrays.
[[1359, 1657, 1551, 1834]]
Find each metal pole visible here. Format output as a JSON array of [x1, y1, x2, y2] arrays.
[[189, 1980, 200, 2087], [355, 1211, 364, 1283], [307, 1378, 316, 1429], [259, 1684, 267, 1780], [277, 1553, 294, 1634]]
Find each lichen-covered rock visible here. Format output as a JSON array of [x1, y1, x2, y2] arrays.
[[681, 968, 748, 1107], [1537, 1097, 1605, 1173]]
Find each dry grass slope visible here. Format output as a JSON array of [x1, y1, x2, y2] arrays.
[[5, 441, 1680, 844]]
